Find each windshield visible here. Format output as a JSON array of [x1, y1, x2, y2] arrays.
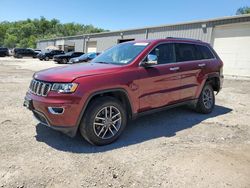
[[65, 52, 74, 55], [92, 42, 149, 65], [79, 53, 92, 59]]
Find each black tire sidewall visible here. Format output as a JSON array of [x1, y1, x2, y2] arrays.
[[80, 97, 127, 145]]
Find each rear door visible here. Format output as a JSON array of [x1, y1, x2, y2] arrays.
[[49, 51, 56, 58], [27, 49, 34, 57], [175, 43, 213, 101], [136, 43, 182, 111], [176, 43, 216, 101]]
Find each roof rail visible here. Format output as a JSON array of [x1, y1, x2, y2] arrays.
[[166, 37, 201, 41]]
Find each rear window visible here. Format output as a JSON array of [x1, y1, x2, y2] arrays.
[[0, 48, 8, 51], [175, 43, 201, 62], [196, 45, 215, 60]]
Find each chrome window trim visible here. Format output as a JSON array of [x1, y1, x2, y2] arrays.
[[139, 41, 217, 67]]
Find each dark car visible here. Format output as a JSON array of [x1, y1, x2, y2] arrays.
[[24, 38, 223, 145], [34, 49, 42, 54], [53, 52, 84, 64], [69, 52, 100, 64], [0, 47, 9, 57], [14, 48, 39, 58], [37, 50, 64, 61]]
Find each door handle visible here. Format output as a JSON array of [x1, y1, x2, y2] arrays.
[[198, 63, 206, 67], [169, 67, 180, 71]]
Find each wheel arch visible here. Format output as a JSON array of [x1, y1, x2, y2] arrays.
[[76, 88, 133, 130], [206, 73, 221, 92]]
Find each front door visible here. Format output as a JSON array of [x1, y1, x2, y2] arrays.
[[135, 43, 182, 112]]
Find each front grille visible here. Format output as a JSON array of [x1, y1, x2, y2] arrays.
[[29, 79, 51, 96]]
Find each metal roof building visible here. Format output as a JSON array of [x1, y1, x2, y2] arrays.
[[37, 14, 250, 77]]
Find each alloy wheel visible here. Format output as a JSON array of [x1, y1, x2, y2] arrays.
[[93, 106, 122, 139], [202, 87, 213, 109]]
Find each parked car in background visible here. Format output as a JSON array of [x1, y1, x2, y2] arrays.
[[37, 50, 64, 61], [69, 52, 100, 64], [13, 48, 39, 58], [34, 49, 41, 54], [0, 47, 9, 57], [24, 38, 224, 145], [53, 52, 84, 64]]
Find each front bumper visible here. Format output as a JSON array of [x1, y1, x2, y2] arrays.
[[219, 74, 224, 91], [24, 91, 82, 137]]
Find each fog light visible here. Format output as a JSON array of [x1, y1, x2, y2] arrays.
[[48, 107, 64, 114]]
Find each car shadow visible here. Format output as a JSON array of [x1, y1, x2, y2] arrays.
[[35, 105, 232, 153]]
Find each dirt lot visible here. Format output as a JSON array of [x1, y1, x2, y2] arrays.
[[0, 57, 249, 188]]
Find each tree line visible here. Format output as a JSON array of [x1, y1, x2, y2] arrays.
[[0, 17, 107, 49]]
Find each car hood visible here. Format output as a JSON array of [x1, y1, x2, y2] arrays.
[[34, 63, 124, 82]]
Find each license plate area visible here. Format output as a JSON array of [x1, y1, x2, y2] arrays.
[[23, 97, 34, 110]]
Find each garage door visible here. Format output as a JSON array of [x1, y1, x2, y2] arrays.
[[87, 41, 97, 53], [212, 22, 250, 77]]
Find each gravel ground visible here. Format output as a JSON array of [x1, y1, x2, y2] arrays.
[[0, 57, 249, 188]]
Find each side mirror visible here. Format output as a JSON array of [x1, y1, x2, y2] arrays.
[[143, 54, 158, 66]]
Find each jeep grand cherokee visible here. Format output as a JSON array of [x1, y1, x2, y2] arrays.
[[24, 38, 223, 145]]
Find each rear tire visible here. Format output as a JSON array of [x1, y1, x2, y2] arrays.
[[195, 84, 215, 114], [62, 58, 68, 64], [79, 97, 127, 145], [45, 56, 49, 61]]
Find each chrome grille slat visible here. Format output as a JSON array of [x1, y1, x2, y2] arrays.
[[29, 79, 51, 97], [36, 82, 41, 94], [41, 84, 46, 96]]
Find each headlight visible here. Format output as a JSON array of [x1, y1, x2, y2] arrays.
[[51, 83, 78, 93]]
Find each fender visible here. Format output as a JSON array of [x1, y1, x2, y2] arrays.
[[75, 88, 134, 130], [196, 72, 221, 98]]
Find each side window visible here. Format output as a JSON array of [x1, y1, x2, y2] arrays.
[[149, 43, 175, 64], [175, 43, 201, 62], [197, 45, 215, 60]]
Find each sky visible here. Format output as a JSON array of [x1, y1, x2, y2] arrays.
[[0, 0, 250, 31]]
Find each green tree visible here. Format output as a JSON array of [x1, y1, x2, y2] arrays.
[[0, 17, 107, 48], [4, 34, 18, 48], [236, 6, 250, 15]]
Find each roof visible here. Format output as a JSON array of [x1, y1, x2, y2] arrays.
[[38, 14, 250, 42], [125, 37, 208, 45]]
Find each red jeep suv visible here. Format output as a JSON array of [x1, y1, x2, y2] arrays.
[[24, 38, 223, 145]]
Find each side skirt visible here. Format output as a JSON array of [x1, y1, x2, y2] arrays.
[[132, 99, 198, 120]]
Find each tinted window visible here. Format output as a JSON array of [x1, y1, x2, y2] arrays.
[[197, 45, 215, 60], [74, 52, 83, 56], [149, 43, 175, 64], [175, 43, 202, 62]]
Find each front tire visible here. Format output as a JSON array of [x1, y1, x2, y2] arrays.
[[80, 97, 127, 145], [195, 84, 215, 114], [45, 56, 49, 61]]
